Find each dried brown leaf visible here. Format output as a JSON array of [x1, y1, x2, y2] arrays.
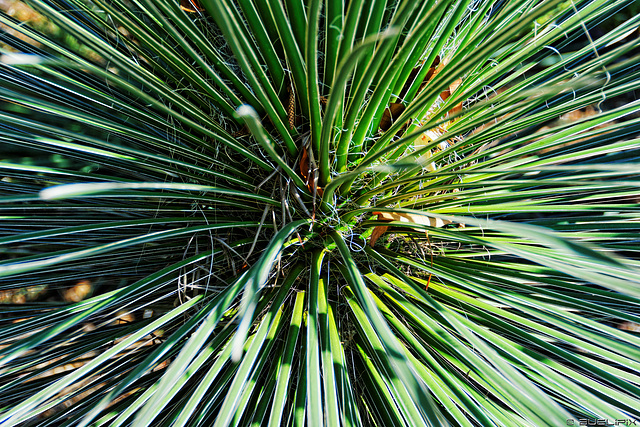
[[180, 0, 203, 13], [369, 212, 455, 246], [374, 211, 452, 228], [369, 225, 389, 247], [299, 148, 309, 181], [380, 103, 406, 131]]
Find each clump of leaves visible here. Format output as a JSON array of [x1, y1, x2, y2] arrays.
[[1, 0, 640, 425]]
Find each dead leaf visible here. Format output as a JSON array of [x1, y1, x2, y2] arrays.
[[447, 78, 463, 114], [410, 56, 462, 116], [300, 147, 310, 181], [369, 225, 389, 247], [369, 211, 455, 246], [180, 0, 203, 13], [369, 212, 451, 247], [440, 87, 451, 101], [299, 146, 323, 196], [421, 55, 440, 88], [380, 56, 441, 139], [374, 211, 452, 228], [380, 102, 406, 131], [400, 56, 441, 100], [113, 310, 135, 325], [63, 279, 92, 302], [449, 78, 462, 94]]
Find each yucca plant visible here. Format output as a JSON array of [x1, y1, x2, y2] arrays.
[[1, 0, 640, 425]]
